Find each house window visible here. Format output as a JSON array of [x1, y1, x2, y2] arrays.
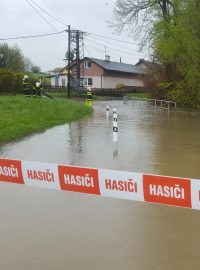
[[87, 78, 93, 86], [84, 61, 92, 68], [83, 78, 93, 86]]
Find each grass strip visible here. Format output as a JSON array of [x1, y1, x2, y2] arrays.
[[0, 95, 92, 143]]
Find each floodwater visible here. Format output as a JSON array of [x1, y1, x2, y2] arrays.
[[0, 100, 200, 270]]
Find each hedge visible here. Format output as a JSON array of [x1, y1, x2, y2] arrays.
[[0, 69, 24, 94]]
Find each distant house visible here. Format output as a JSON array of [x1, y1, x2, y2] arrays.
[[48, 56, 147, 91], [72, 56, 146, 91], [136, 58, 159, 70], [48, 67, 65, 86], [47, 67, 75, 88]]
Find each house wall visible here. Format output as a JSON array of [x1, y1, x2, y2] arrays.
[[81, 61, 104, 77], [80, 75, 144, 89], [51, 74, 68, 86], [67, 59, 145, 89], [77, 76, 102, 88], [102, 70, 144, 88], [71, 61, 104, 77], [102, 76, 144, 89], [50, 77, 56, 86], [71, 61, 104, 88]]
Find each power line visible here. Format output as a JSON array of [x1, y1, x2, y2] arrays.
[[85, 37, 143, 57], [84, 45, 94, 57], [85, 39, 105, 54], [48, 0, 61, 14], [87, 32, 139, 45], [29, 0, 67, 27], [84, 42, 121, 60], [51, 0, 65, 17], [46, 0, 78, 31], [25, 0, 59, 31], [45, 0, 63, 20], [85, 37, 137, 55], [88, 35, 141, 54], [0, 30, 66, 41], [85, 39, 124, 61]]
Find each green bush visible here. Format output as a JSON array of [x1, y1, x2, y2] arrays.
[[116, 83, 125, 91], [0, 69, 23, 94]]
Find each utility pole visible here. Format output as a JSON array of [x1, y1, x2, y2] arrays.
[[65, 27, 84, 95], [76, 31, 80, 91], [67, 25, 71, 99], [71, 30, 84, 90]]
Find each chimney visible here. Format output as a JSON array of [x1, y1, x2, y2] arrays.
[[105, 55, 110, 62]]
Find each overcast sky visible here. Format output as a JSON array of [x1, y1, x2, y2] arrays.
[[1, 0, 149, 72]]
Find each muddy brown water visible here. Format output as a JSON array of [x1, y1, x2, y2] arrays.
[[0, 100, 200, 270]]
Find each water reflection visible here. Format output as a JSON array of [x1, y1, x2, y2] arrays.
[[113, 142, 119, 158]]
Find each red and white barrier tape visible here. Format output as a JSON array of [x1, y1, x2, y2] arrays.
[[0, 158, 199, 210]]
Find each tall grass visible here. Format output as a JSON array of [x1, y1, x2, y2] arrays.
[[0, 95, 92, 143]]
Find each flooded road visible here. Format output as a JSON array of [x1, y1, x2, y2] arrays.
[[1, 100, 200, 270]]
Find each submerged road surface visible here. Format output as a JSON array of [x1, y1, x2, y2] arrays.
[[1, 100, 200, 270]]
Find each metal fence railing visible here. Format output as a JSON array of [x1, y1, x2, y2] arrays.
[[123, 96, 177, 111]]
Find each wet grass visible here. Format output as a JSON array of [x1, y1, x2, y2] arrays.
[[0, 95, 92, 143]]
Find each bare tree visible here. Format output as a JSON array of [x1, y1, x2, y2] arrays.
[[24, 57, 34, 72], [112, 0, 175, 32]]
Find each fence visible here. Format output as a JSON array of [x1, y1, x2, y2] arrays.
[[123, 96, 177, 110], [42, 85, 124, 96], [90, 88, 123, 96], [42, 85, 68, 93]]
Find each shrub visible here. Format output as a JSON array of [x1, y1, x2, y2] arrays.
[[0, 69, 24, 94], [116, 83, 125, 91]]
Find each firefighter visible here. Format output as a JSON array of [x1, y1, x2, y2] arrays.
[[86, 87, 93, 106], [22, 75, 31, 97], [35, 81, 42, 97]]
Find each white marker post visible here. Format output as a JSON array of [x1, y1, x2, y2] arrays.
[[113, 111, 118, 143], [106, 105, 109, 118]]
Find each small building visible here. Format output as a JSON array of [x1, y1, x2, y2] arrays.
[[48, 67, 65, 86], [47, 67, 75, 88]]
